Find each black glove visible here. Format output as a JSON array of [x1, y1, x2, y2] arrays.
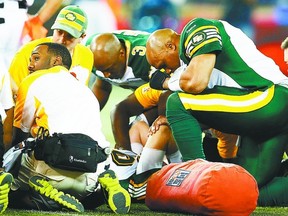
[[149, 70, 170, 90]]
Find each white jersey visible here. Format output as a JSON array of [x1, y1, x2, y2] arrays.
[[14, 66, 109, 149], [11, 65, 111, 198]]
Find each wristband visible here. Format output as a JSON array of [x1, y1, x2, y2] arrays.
[[167, 65, 186, 92], [149, 69, 170, 90]]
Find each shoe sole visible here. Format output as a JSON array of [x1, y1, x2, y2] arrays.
[[99, 170, 131, 214], [110, 191, 130, 214]]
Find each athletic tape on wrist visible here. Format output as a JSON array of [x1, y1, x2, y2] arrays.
[[167, 65, 186, 92]]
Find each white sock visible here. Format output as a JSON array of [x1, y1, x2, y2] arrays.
[[167, 150, 183, 163], [131, 142, 143, 155], [136, 147, 165, 174]]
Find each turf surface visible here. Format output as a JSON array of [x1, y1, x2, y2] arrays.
[[4, 204, 288, 215], [100, 85, 132, 145]]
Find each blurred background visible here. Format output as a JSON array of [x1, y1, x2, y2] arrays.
[[29, 0, 288, 76]]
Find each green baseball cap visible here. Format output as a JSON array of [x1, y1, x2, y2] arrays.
[[51, 5, 88, 38]]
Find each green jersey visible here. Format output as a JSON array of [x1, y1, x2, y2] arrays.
[[167, 20, 288, 207], [179, 18, 287, 91], [86, 30, 155, 89]]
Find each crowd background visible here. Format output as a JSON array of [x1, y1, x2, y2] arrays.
[[27, 0, 288, 144]]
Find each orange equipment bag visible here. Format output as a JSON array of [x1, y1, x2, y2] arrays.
[[146, 159, 259, 216]]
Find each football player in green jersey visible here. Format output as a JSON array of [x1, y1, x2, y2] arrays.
[[147, 18, 288, 206], [86, 30, 155, 110], [86, 30, 156, 151]]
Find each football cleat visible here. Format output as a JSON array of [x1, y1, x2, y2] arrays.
[[98, 169, 131, 214], [0, 172, 13, 214], [29, 175, 84, 212]]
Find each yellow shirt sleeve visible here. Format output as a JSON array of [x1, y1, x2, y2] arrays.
[[13, 71, 37, 132], [134, 83, 163, 109]]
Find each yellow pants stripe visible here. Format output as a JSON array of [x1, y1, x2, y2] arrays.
[[179, 85, 274, 113]]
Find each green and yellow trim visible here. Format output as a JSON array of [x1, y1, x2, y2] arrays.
[[56, 9, 86, 32], [184, 25, 219, 47], [190, 38, 219, 57], [184, 25, 219, 57], [178, 85, 275, 113]]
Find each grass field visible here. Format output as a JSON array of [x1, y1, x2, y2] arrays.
[[4, 204, 288, 215], [100, 86, 133, 145], [5, 86, 287, 215]]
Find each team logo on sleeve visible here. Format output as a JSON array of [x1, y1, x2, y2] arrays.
[[192, 32, 206, 45], [185, 26, 220, 58], [166, 169, 191, 187]]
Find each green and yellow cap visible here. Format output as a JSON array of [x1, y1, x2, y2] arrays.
[[51, 5, 88, 38]]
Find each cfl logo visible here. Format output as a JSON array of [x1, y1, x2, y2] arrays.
[[192, 33, 204, 44]]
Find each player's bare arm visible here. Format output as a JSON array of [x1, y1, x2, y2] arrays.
[[92, 78, 112, 110], [111, 93, 145, 150], [180, 53, 216, 94]]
